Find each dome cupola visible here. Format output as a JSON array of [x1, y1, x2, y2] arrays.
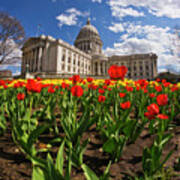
[[74, 18, 103, 55]]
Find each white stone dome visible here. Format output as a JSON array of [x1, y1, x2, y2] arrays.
[[77, 18, 99, 37], [74, 18, 103, 55]]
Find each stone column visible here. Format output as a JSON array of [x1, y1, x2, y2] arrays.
[[65, 49, 68, 73], [80, 56, 82, 74], [56, 46, 62, 73], [35, 48, 38, 72], [31, 50, 34, 72], [38, 47, 42, 72], [33, 49, 37, 72], [71, 53, 73, 74], [89, 61, 91, 75], [75, 54, 78, 74], [103, 61, 106, 75], [43, 42, 50, 72], [27, 52, 31, 71], [93, 61, 96, 75], [30, 51, 33, 72], [105, 63, 108, 75], [83, 57, 86, 75], [27, 52, 30, 72], [153, 59, 157, 78]]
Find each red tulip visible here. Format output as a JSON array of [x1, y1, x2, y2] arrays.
[[120, 101, 131, 109], [71, 85, 84, 97], [147, 103, 159, 115], [48, 86, 55, 93], [87, 77, 94, 83], [98, 88, 105, 94], [108, 65, 127, 80], [119, 93, 126, 98], [149, 93, 155, 98], [17, 93, 25, 100], [156, 94, 168, 106], [98, 95, 106, 103], [157, 114, 169, 119]]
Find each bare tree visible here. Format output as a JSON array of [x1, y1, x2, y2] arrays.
[[0, 11, 25, 64]]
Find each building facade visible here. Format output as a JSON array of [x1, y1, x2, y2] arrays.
[[21, 19, 157, 79]]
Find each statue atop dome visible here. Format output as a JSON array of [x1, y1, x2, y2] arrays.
[[86, 18, 91, 25]]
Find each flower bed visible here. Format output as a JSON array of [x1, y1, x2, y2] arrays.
[[0, 70, 180, 179]]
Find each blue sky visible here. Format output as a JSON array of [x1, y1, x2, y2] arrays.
[[0, 0, 180, 75]]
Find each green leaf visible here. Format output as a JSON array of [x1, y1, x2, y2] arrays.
[[65, 151, 72, 180], [159, 134, 172, 148], [56, 140, 65, 176], [82, 164, 99, 180], [155, 148, 174, 174], [123, 120, 136, 137], [101, 160, 112, 180], [49, 137, 62, 145], [27, 125, 49, 148], [103, 138, 117, 154], [47, 153, 63, 180], [32, 166, 46, 180]]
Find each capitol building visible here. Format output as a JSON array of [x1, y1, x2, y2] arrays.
[[21, 19, 157, 79]]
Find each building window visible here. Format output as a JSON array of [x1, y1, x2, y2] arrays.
[[134, 67, 136, 71], [146, 72, 149, 76], [68, 66, 70, 71], [146, 65, 149, 70], [140, 72, 143, 76], [140, 66, 143, 70], [62, 55, 65, 62], [68, 57, 71, 63], [73, 67, 75, 72], [62, 64, 65, 71], [73, 59, 76, 65], [134, 73, 137, 76], [78, 61, 80, 66]]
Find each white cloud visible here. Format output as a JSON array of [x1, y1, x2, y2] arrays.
[[104, 22, 180, 73], [111, 6, 144, 19], [56, 8, 89, 28], [107, 0, 180, 19], [92, 0, 102, 3], [108, 23, 124, 33]]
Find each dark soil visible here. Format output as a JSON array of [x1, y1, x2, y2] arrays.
[[1, 123, 180, 180]]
